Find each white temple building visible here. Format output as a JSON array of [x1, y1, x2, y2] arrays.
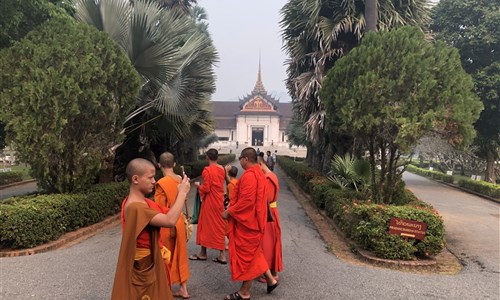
[[210, 63, 293, 149]]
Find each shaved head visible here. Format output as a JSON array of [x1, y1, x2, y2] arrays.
[[159, 152, 175, 168], [126, 158, 155, 182], [241, 147, 257, 163]]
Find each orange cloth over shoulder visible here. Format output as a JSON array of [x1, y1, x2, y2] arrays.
[[227, 178, 238, 201], [228, 165, 269, 281], [155, 175, 190, 285], [262, 172, 283, 273], [197, 164, 227, 250]]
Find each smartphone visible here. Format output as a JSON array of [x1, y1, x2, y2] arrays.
[[180, 165, 185, 177]]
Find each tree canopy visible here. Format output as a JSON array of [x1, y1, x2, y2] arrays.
[[432, 0, 500, 182], [321, 26, 483, 202], [0, 16, 141, 192]]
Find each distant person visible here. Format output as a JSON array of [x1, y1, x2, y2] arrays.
[[266, 150, 275, 171], [257, 156, 283, 283], [154, 152, 191, 299], [190, 149, 227, 264], [236, 141, 239, 149], [222, 148, 278, 300], [111, 158, 190, 300], [259, 151, 265, 159], [225, 165, 239, 202]]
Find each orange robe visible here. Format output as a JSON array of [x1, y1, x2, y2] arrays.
[[227, 178, 238, 201], [112, 198, 172, 300], [197, 164, 226, 250], [228, 165, 269, 281], [155, 175, 190, 285], [262, 172, 283, 273]]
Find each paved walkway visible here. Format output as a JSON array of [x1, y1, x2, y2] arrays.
[[1, 167, 499, 299], [403, 172, 500, 274], [0, 181, 39, 200]]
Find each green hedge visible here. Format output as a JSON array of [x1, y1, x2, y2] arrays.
[[279, 157, 446, 260], [0, 181, 128, 249], [458, 179, 500, 199], [0, 171, 24, 185], [406, 165, 454, 183], [183, 154, 236, 179], [276, 156, 321, 193]]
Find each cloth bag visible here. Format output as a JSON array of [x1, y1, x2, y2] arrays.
[[190, 188, 202, 224]]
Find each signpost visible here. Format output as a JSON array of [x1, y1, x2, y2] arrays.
[[389, 218, 427, 240]]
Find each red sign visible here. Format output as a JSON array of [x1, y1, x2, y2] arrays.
[[389, 218, 427, 240]]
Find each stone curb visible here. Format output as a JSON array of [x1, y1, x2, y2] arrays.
[[279, 167, 452, 271], [0, 214, 120, 257], [0, 179, 37, 190]]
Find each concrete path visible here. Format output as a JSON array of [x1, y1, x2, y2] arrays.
[[0, 181, 39, 200], [403, 172, 500, 274], [1, 167, 499, 299]]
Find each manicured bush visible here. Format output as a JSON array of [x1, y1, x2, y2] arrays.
[[0, 182, 128, 249], [279, 157, 445, 260], [352, 204, 445, 259], [458, 179, 500, 199], [0, 172, 24, 185], [277, 156, 321, 193], [406, 165, 454, 183]]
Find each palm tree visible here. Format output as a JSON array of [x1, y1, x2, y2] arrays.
[[75, 0, 217, 176], [280, 0, 430, 170]]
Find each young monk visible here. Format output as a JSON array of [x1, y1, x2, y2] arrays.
[[222, 148, 278, 300], [224, 165, 239, 201], [155, 152, 190, 299], [190, 148, 227, 264], [111, 158, 190, 300], [257, 156, 283, 282]]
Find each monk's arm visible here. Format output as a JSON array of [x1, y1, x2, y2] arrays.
[[150, 175, 190, 227], [227, 175, 256, 222], [198, 168, 211, 195]]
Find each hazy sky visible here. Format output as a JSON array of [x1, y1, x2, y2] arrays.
[[198, 0, 291, 102]]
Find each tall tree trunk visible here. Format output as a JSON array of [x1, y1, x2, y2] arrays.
[[365, 0, 378, 32], [485, 147, 496, 183]]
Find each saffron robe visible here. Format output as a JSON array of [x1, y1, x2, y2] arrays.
[[227, 178, 238, 201], [196, 164, 226, 250], [262, 172, 283, 273], [111, 198, 173, 300], [155, 175, 190, 285], [228, 165, 269, 281]]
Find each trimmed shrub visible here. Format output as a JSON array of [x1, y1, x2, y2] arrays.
[[279, 157, 445, 260], [406, 165, 454, 183], [0, 181, 127, 249], [352, 204, 445, 259], [277, 156, 321, 193], [458, 179, 500, 199], [0, 172, 24, 185]]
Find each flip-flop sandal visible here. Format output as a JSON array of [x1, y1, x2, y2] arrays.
[[267, 282, 279, 294], [224, 292, 250, 300], [213, 257, 228, 264], [189, 254, 207, 261]]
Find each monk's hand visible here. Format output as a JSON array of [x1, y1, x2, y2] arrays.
[[221, 210, 229, 220], [177, 175, 190, 196], [225, 164, 231, 172]]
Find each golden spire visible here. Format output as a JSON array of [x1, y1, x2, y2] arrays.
[[253, 54, 267, 94]]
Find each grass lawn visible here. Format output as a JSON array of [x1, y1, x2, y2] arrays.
[[7, 164, 32, 180]]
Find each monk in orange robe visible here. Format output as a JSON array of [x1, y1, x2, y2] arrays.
[[155, 152, 191, 299], [111, 158, 190, 300], [224, 165, 239, 202], [257, 156, 283, 281], [222, 148, 278, 300], [190, 148, 227, 263]]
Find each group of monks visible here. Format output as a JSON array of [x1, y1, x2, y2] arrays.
[[111, 147, 283, 300]]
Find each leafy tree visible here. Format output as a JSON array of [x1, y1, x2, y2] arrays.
[[0, 0, 74, 49], [280, 0, 430, 171], [321, 27, 483, 203], [0, 122, 6, 151], [75, 0, 217, 171], [0, 17, 141, 192], [286, 117, 308, 147], [432, 0, 500, 183]]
